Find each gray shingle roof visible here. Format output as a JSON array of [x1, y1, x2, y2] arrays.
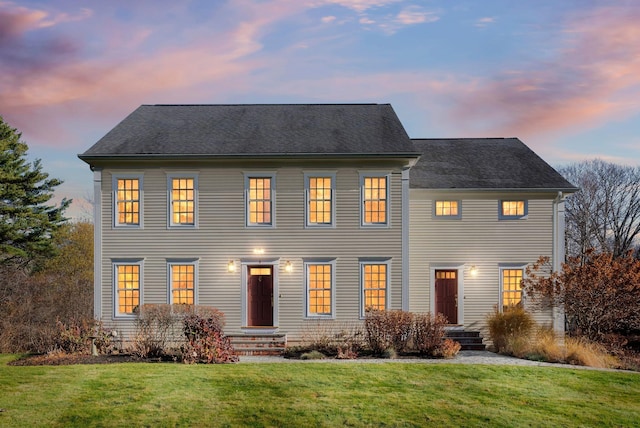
[[79, 104, 418, 159], [410, 138, 577, 191]]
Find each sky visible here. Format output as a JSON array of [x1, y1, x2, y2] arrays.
[[2, 0, 640, 220]]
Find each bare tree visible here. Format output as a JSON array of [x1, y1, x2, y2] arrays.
[[560, 160, 640, 258]]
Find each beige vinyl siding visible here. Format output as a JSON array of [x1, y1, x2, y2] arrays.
[[99, 164, 404, 342], [409, 190, 556, 332]]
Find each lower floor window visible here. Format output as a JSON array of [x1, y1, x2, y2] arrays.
[[115, 263, 140, 315], [306, 262, 333, 317], [362, 262, 388, 315], [502, 268, 523, 311], [170, 263, 195, 305]]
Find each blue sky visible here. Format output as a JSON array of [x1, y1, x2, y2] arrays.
[[1, 0, 639, 219]]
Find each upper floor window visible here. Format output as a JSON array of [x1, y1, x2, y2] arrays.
[[114, 175, 143, 227], [305, 260, 335, 318], [168, 261, 197, 305], [168, 175, 197, 227], [501, 267, 524, 311], [361, 260, 389, 316], [305, 173, 335, 227], [434, 200, 461, 219], [245, 174, 275, 227], [499, 200, 528, 220], [361, 174, 388, 226], [114, 261, 142, 317]]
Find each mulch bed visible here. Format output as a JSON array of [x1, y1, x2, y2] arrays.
[[8, 353, 161, 366]]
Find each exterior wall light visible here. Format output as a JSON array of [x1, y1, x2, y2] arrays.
[[285, 261, 293, 273], [228, 260, 236, 273], [253, 248, 265, 255], [469, 266, 478, 277]]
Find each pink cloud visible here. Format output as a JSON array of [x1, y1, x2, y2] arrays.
[[447, 6, 640, 141], [319, 0, 401, 13]]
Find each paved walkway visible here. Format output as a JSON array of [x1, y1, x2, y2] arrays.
[[239, 350, 633, 373]]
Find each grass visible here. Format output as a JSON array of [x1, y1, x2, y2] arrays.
[[0, 355, 639, 427]]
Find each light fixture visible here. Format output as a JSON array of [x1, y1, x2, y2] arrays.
[[228, 260, 236, 273], [285, 261, 293, 273], [469, 265, 478, 277], [253, 248, 265, 255]]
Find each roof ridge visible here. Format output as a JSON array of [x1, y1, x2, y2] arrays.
[[145, 103, 386, 107]]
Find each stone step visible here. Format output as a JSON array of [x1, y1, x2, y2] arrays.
[[445, 330, 486, 351], [227, 334, 287, 356]]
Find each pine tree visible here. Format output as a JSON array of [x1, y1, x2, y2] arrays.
[[0, 116, 70, 266]]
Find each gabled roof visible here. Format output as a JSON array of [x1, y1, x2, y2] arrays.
[[410, 138, 577, 192], [79, 104, 419, 160]]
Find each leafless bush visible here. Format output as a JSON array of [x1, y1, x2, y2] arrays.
[[412, 312, 448, 356], [131, 304, 179, 358]]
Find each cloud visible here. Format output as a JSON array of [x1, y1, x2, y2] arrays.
[[395, 6, 439, 25], [475, 17, 496, 28], [0, 2, 91, 42], [319, 0, 401, 13], [447, 6, 640, 142], [321, 15, 336, 23]]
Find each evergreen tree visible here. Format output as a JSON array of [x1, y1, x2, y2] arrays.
[[0, 116, 70, 266]]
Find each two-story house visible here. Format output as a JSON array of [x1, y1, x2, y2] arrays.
[[78, 104, 576, 347]]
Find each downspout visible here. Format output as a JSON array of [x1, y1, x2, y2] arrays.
[[93, 168, 103, 321], [552, 191, 566, 339], [401, 167, 410, 311]]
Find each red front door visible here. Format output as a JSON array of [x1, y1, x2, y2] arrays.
[[247, 266, 273, 326], [435, 270, 458, 324]]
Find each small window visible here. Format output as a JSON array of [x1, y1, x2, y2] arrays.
[[361, 174, 388, 226], [499, 200, 528, 219], [305, 261, 335, 317], [168, 176, 197, 227], [434, 200, 461, 219], [305, 173, 335, 227], [245, 174, 275, 227], [114, 261, 142, 317], [169, 262, 196, 305], [114, 176, 143, 227], [501, 268, 524, 311], [361, 261, 389, 316]]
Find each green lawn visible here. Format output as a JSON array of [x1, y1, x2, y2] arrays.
[[0, 355, 638, 427]]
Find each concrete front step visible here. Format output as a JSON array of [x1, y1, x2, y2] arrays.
[[227, 334, 287, 356], [445, 330, 486, 351]]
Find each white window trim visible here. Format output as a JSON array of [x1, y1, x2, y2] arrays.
[[112, 258, 144, 319], [359, 258, 391, 318], [498, 200, 528, 220], [433, 200, 462, 220], [112, 174, 144, 229], [167, 173, 199, 229], [359, 171, 391, 228], [499, 263, 527, 312], [244, 172, 276, 228], [304, 172, 337, 228], [167, 258, 199, 305], [304, 258, 337, 319]]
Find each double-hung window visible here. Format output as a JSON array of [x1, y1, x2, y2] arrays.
[[305, 260, 336, 318], [168, 260, 197, 305], [361, 174, 389, 226], [499, 200, 528, 220], [434, 200, 461, 219], [168, 175, 197, 227], [305, 173, 335, 227], [114, 175, 143, 227], [114, 260, 143, 317], [501, 267, 524, 311], [245, 173, 275, 227], [360, 260, 390, 316]]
